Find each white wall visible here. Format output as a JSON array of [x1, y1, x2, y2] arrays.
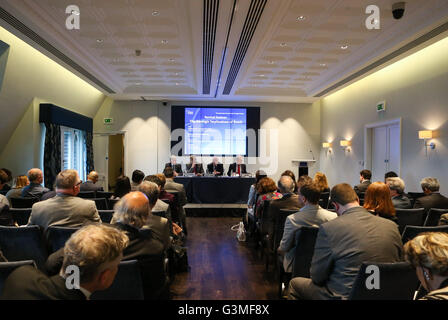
[[320, 35, 448, 194], [93, 99, 321, 183]]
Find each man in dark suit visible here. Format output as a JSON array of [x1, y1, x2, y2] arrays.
[[165, 155, 183, 176], [227, 155, 247, 176], [207, 157, 224, 176], [353, 169, 372, 194], [288, 183, 403, 300], [386, 177, 412, 209], [1, 224, 128, 300], [80, 171, 103, 192], [21, 168, 49, 200], [186, 155, 204, 176], [414, 177, 448, 211]]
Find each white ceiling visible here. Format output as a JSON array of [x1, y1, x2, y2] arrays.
[[1, 0, 448, 102]]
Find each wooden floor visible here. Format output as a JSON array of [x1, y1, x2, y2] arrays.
[[170, 217, 278, 300]]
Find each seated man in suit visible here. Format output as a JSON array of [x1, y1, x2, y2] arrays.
[[131, 170, 145, 191], [414, 177, 448, 211], [386, 177, 412, 209], [164, 167, 188, 232], [227, 155, 247, 176], [27, 169, 101, 232], [144, 175, 171, 219], [0, 169, 11, 193], [165, 155, 183, 177], [288, 183, 403, 300], [2, 224, 128, 300], [80, 171, 103, 192], [186, 155, 204, 176], [207, 157, 224, 176], [353, 169, 372, 195], [278, 182, 337, 273], [21, 168, 50, 200]]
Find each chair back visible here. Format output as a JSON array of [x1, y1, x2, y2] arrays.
[[98, 210, 114, 223], [424, 208, 448, 226], [319, 192, 330, 209], [92, 198, 108, 210], [77, 191, 95, 199], [258, 200, 271, 235], [96, 191, 113, 199], [407, 192, 425, 208], [395, 208, 426, 235], [0, 260, 36, 295], [349, 262, 418, 300], [0, 226, 48, 270], [9, 208, 32, 226], [107, 198, 119, 210], [10, 197, 38, 209], [273, 209, 297, 251], [46, 226, 79, 253], [402, 225, 448, 243], [91, 260, 144, 300], [292, 226, 319, 278]]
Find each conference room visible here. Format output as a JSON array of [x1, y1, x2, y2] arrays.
[[0, 0, 448, 307]]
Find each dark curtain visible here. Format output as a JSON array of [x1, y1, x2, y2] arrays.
[[85, 131, 94, 174], [44, 123, 61, 190]]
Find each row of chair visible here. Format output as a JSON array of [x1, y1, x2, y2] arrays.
[[9, 196, 119, 211]]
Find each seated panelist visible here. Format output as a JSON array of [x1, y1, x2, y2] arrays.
[[165, 155, 183, 176], [207, 157, 224, 176], [227, 155, 247, 176], [186, 155, 204, 176]]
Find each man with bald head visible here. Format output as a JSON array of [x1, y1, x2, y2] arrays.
[[80, 171, 104, 192], [21, 168, 50, 200]]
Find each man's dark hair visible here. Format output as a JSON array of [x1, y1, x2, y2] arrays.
[[163, 167, 174, 178], [144, 175, 162, 187], [131, 170, 145, 184], [0, 168, 12, 183], [360, 169, 372, 180], [0, 170, 8, 184], [330, 183, 359, 206], [384, 171, 398, 180], [299, 182, 321, 205]]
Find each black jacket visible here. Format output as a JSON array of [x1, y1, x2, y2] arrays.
[[354, 180, 371, 194], [165, 163, 183, 175], [206, 163, 224, 176], [227, 163, 247, 176], [414, 193, 448, 211], [80, 180, 103, 192]]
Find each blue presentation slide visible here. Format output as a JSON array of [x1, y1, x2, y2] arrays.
[[185, 107, 247, 155]]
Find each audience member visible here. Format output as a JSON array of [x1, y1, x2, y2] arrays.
[[5, 175, 29, 204], [363, 182, 398, 223], [255, 177, 282, 218], [163, 167, 188, 230], [404, 232, 448, 300], [80, 171, 103, 192], [288, 183, 402, 300], [2, 224, 128, 300], [227, 155, 247, 176], [386, 177, 412, 209], [414, 177, 448, 211], [354, 169, 372, 194], [111, 175, 131, 200], [186, 155, 204, 176], [144, 175, 171, 218], [155, 173, 175, 205], [27, 169, 101, 232], [21, 168, 50, 200], [0, 169, 11, 192], [384, 171, 398, 182], [313, 172, 330, 193], [165, 155, 183, 176], [247, 170, 267, 209], [131, 170, 145, 191], [281, 170, 298, 193], [278, 182, 336, 272], [207, 157, 224, 176], [138, 181, 171, 250], [297, 175, 313, 207]]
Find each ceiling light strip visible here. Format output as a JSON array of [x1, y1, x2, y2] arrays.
[[0, 6, 115, 94], [314, 20, 448, 97], [223, 0, 267, 95], [202, 0, 220, 94]]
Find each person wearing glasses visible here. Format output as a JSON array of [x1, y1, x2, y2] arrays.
[[27, 169, 101, 233]]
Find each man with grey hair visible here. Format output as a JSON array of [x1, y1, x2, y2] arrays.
[[227, 155, 247, 176], [2, 224, 128, 299], [165, 155, 183, 176], [21, 168, 50, 200], [414, 177, 448, 211], [386, 177, 412, 209], [28, 169, 101, 232]]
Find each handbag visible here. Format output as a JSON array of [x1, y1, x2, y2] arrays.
[[231, 221, 246, 242]]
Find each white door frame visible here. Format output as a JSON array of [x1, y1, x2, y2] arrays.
[[364, 118, 402, 176], [93, 131, 127, 191]]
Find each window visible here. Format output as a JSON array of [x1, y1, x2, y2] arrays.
[[61, 126, 87, 181]]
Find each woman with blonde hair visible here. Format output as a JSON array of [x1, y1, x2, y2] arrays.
[[404, 232, 448, 300], [313, 172, 330, 193], [363, 181, 397, 223], [6, 175, 29, 203]]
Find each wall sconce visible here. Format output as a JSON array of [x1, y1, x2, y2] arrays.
[[418, 130, 435, 156], [322, 142, 333, 154], [340, 140, 351, 153]]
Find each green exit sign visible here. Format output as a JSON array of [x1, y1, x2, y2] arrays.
[[103, 118, 114, 125], [376, 101, 386, 112]]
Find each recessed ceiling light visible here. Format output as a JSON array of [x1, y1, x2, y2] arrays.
[[280, 42, 287, 47], [340, 44, 348, 50], [96, 39, 103, 43], [152, 10, 160, 16], [161, 40, 168, 44], [297, 15, 305, 21]]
